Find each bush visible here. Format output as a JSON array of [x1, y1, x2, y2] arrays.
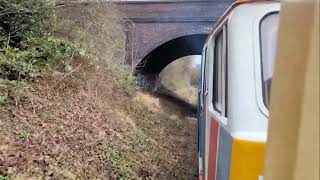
[[0, 37, 79, 80], [0, 0, 52, 47], [0, 0, 80, 81], [0, 175, 9, 180]]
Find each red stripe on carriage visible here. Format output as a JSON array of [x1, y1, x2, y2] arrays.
[[208, 117, 219, 180], [199, 175, 203, 180]]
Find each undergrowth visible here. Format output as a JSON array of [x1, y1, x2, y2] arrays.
[[54, 1, 136, 87], [0, 0, 136, 101], [0, 0, 52, 46], [0, 0, 80, 82], [0, 175, 9, 180], [0, 79, 31, 106], [0, 37, 79, 80]]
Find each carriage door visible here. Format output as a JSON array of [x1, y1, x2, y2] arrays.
[[204, 25, 227, 180], [198, 46, 207, 178]]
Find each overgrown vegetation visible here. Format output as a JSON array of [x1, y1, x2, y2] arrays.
[[54, 1, 136, 87], [0, 79, 31, 106], [0, 0, 79, 82], [0, 0, 135, 100], [0, 0, 197, 179], [0, 0, 51, 46], [0, 175, 9, 180], [0, 37, 78, 80]]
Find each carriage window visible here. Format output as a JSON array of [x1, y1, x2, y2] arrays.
[[260, 13, 279, 109], [202, 48, 208, 97], [213, 30, 223, 113]]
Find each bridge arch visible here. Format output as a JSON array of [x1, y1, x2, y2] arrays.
[[135, 34, 208, 74]]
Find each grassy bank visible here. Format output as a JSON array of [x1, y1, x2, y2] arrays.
[[0, 1, 197, 179]]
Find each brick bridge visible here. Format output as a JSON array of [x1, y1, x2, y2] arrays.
[[115, 0, 234, 75], [58, 0, 233, 89]]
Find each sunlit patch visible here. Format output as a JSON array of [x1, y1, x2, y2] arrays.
[[159, 55, 201, 105]]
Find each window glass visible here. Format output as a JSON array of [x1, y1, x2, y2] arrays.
[[260, 13, 279, 108], [201, 48, 208, 100], [213, 30, 223, 113]]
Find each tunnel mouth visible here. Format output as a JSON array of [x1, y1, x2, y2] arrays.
[[135, 34, 208, 74]]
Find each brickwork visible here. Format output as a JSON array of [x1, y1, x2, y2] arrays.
[[115, 0, 234, 69]]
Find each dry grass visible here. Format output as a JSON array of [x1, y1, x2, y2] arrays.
[[54, 0, 128, 73], [0, 59, 136, 179], [0, 58, 197, 179]]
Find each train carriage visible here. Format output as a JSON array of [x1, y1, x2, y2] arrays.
[[198, 1, 280, 180]]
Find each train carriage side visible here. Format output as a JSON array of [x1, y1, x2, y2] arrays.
[[198, 1, 280, 180]]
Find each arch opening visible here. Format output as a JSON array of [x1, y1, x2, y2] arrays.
[[135, 34, 208, 74]]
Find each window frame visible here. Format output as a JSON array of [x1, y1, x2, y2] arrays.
[[213, 30, 223, 114], [201, 47, 208, 100], [210, 24, 228, 121], [253, 10, 280, 118], [259, 12, 280, 109]]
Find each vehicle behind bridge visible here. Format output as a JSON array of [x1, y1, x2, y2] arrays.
[[198, 1, 280, 180]]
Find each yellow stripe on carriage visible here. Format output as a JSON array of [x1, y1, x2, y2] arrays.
[[230, 139, 266, 180]]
